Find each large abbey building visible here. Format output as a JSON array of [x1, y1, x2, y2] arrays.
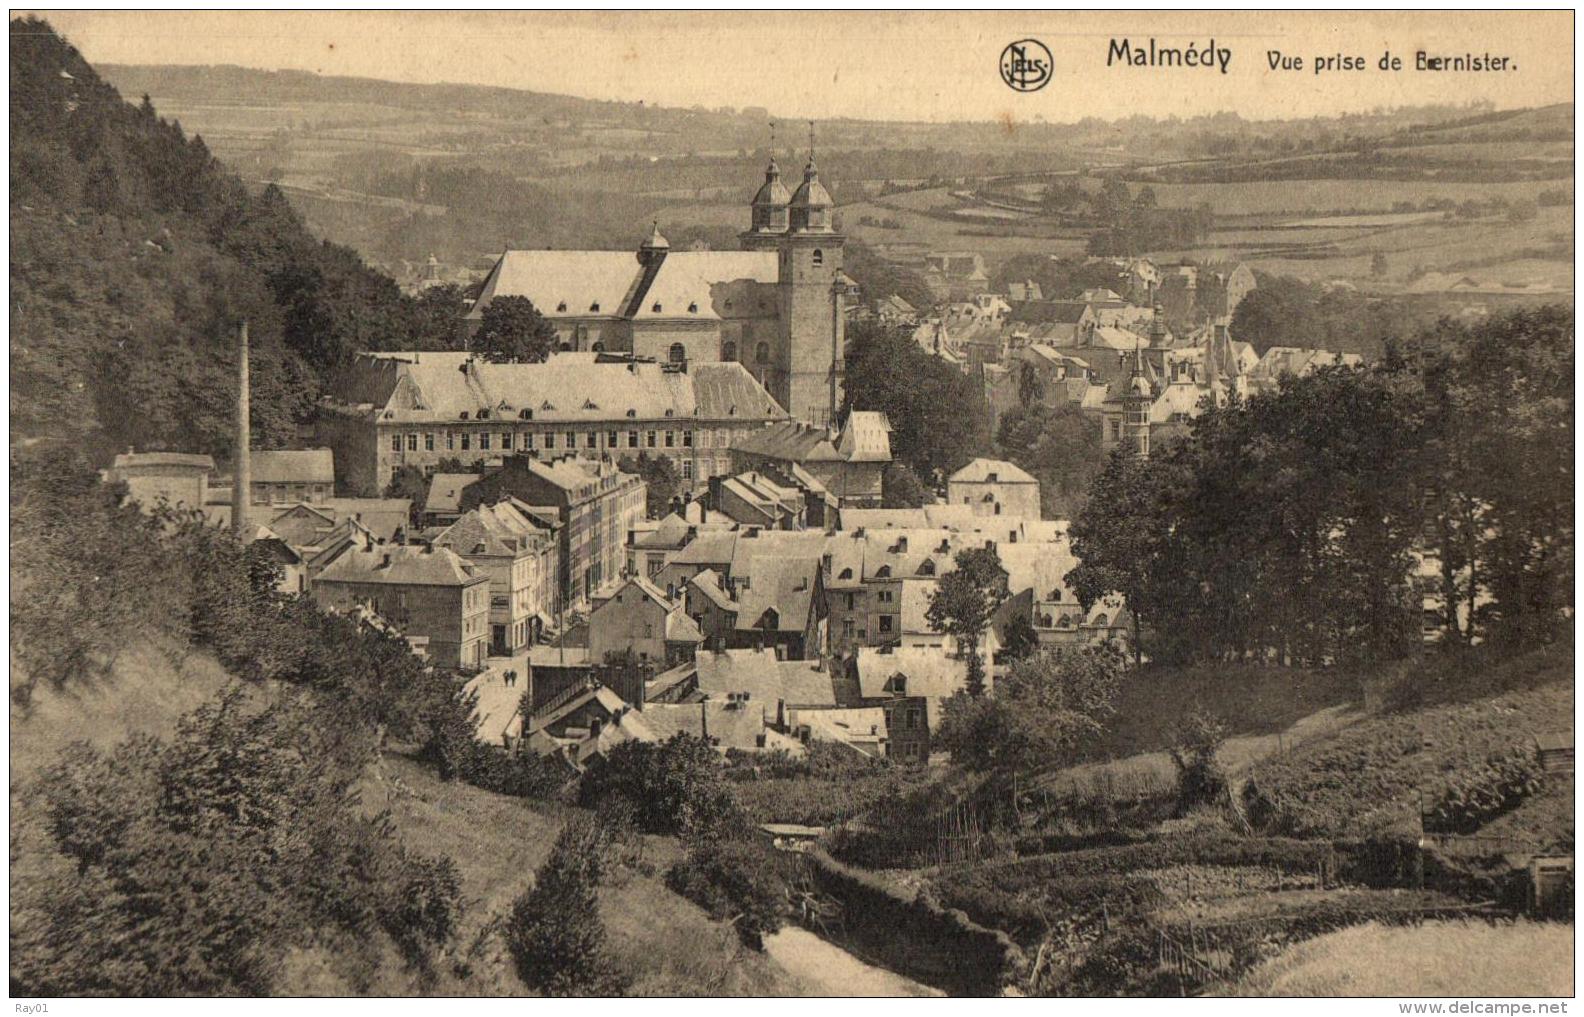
[[464, 150, 852, 427]]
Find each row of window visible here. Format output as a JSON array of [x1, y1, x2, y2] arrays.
[[392, 428, 698, 455]]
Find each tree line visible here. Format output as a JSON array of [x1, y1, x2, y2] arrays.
[[1066, 306, 1573, 666]]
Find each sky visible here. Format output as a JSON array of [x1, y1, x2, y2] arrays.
[[29, 11, 1575, 124]]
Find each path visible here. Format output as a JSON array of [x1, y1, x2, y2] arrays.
[[762, 927, 943, 997]]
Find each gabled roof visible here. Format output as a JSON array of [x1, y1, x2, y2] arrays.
[[318, 498, 412, 544], [251, 448, 334, 485], [641, 701, 770, 752], [949, 458, 1037, 485], [315, 543, 486, 587], [694, 649, 837, 707], [736, 556, 821, 633], [333, 353, 785, 427], [466, 248, 778, 323], [433, 500, 549, 558], [856, 647, 971, 700], [426, 473, 481, 517], [687, 568, 739, 613], [838, 411, 893, 462]]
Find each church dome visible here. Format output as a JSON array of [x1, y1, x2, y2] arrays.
[[789, 158, 833, 210], [752, 157, 791, 208]]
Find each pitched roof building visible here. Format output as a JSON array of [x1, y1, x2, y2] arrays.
[[318, 352, 787, 495], [461, 150, 852, 428]]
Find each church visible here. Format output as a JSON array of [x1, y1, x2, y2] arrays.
[[464, 147, 855, 428]]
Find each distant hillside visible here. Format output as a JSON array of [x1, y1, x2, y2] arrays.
[[10, 17, 449, 467]]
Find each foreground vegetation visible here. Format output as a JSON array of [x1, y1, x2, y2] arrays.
[[1219, 920, 1572, 997]]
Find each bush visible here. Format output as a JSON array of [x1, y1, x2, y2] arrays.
[[578, 733, 745, 837], [1170, 706, 1228, 812], [504, 815, 628, 996], [1427, 748, 1545, 834], [666, 836, 791, 948]]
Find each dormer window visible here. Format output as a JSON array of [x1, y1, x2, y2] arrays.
[[918, 560, 936, 576], [519, 409, 533, 420], [664, 409, 675, 418], [876, 565, 891, 579], [556, 301, 567, 312], [687, 302, 698, 314], [583, 398, 599, 410], [541, 400, 555, 411], [459, 411, 470, 420], [652, 302, 663, 313], [626, 409, 637, 418], [590, 302, 600, 312]]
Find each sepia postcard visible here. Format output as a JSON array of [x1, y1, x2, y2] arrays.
[[8, 9, 1576, 1007]]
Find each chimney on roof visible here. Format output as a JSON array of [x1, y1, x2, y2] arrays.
[[380, 552, 392, 569], [231, 321, 251, 538]]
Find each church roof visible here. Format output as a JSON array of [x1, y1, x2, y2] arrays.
[[789, 159, 833, 209], [752, 158, 791, 207], [466, 248, 777, 323]]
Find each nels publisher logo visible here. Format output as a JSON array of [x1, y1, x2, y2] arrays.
[[1000, 38, 1053, 92]]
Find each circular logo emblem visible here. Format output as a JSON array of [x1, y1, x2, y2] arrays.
[[1000, 39, 1053, 92]]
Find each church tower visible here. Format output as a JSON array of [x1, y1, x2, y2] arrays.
[[1122, 342, 1153, 459], [740, 125, 845, 427]]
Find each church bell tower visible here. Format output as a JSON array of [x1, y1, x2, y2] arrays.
[[740, 124, 845, 427]]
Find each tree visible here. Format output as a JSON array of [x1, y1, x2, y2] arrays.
[[1066, 448, 1166, 665], [505, 815, 627, 996], [384, 463, 431, 528], [578, 734, 744, 837], [936, 644, 1124, 813], [926, 546, 1010, 696], [843, 320, 993, 481], [999, 610, 1040, 663], [471, 294, 558, 364], [881, 462, 929, 509], [618, 452, 681, 518], [409, 283, 468, 351]]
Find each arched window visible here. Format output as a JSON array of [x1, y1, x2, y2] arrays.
[[812, 249, 824, 267], [592, 341, 605, 352], [755, 341, 770, 364], [1093, 614, 1109, 628], [918, 560, 936, 577], [558, 341, 571, 352], [668, 342, 686, 364], [722, 340, 737, 362]]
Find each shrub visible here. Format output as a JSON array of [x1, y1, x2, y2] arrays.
[[504, 815, 627, 996], [1426, 748, 1545, 834], [578, 733, 745, 837], [666, 836, 791, 948], [1170, 706, 1228, 812]]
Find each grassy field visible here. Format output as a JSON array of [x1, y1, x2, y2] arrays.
[[1221, 919, 1574, 997], [372, 752, 815, 996], [10, 640, 239, 782]]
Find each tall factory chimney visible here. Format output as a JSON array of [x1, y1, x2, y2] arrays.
[[232, 320, 251, 538]]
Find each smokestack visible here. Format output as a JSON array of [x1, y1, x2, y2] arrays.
[[232, 320, 251, 538]]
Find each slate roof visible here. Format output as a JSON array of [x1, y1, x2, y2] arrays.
[[466, 249, 778, 323], [694, 649, 837, 707], [949, 458, 1037, 485], [433, 501, 549, 558], [731, 420, 845, 463], [426, 473, 481, 517], [855, 647, 971, 700], [318, 498, 412, 543], [315, 544, 486, 587], [334, 353, 785, 426], [251, 448, 335, 485], [736, 556, 820, 633], [838, 411, 893, 462], [640, 701, 770, 752]]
